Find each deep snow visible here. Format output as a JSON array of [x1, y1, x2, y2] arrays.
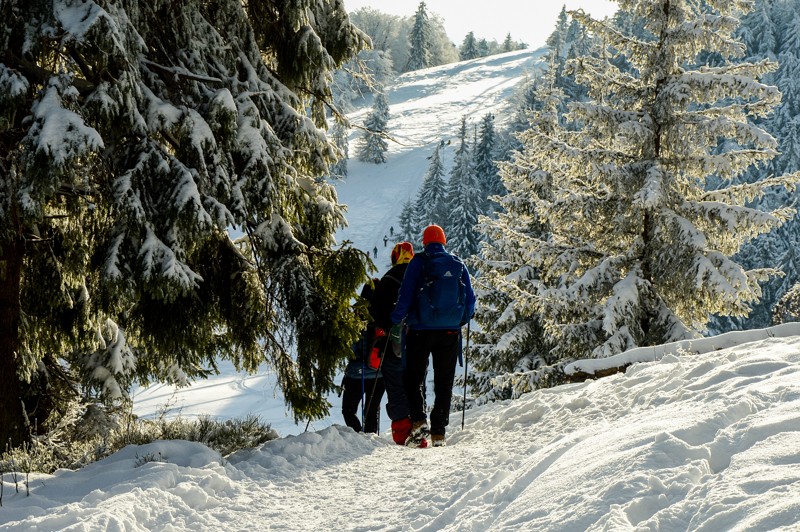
[[2, 49, 799, 531]]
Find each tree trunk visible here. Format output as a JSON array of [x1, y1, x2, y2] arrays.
[[0, 236, 28, 450]]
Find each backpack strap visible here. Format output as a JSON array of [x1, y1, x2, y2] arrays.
[[383, 272, 403, 286]]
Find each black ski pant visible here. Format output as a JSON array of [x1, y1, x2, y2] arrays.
[[341, 376, 385, 433], [403, 329, 460, 436], [381, 346, 410, 422]]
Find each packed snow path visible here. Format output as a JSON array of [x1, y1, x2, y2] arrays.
[[3, 330, 799, 530]]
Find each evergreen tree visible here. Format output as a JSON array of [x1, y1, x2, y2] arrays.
[[473, 113, 503, 214], [477, 38, 490, 58], [541, 7, 601, 116], [414, 142, 449, 229], [546, 6, 570, 59], [471, 66, 564, 400], [397, 199, 419, 246], [779, 116, 800, 175], [485, 0, 799, 365], [506, 74, 540, 138], [328, 120, 349, 179], [739, 0, 777, 59], [775, 50, 800, 130], [357, 91, 390, 163], [778, 2, 800, 53], [446, 118, 482, 257], [712, 0, 800, 332], [503, 33, 515, 53], [565, 19, 594, 60], [460, 32, 480, 61], [0, 0, 370, 448], [406, 1, 432, 71]]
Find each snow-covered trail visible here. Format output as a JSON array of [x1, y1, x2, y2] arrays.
[[226, 331, 800, 531], [5, 330, 800, 530]]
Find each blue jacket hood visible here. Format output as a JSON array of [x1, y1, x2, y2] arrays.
[[423, 243, 446, 254]]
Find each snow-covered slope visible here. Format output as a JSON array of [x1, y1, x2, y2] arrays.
[[336, 48, 546, 266], [4, 327, 800, 530]]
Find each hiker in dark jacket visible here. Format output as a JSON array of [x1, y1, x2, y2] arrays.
[[341, 281, 385, 433], [390, 225, 475, 447], [369, 241, 416, 444]]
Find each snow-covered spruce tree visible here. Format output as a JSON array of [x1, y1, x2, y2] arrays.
[[460, 32, 480, 61], [503, 72, 540, 150], [357, 91, 390, 163], [446, 118, 482, 258], [503, 33, 514, 53], [739, 0, 777, 59], [396, 199, 419, 245], [328, 120, 349, 179], [414, 142, 449, 231], [405, 1, 432, 71], [0, 0, 370, 449], [471, 67, 564, 401], [711, 0, 800, 331], [538, 10, 601, 128], [477, 38, 490, 58], [473, 113, 504, 214], [547, 6, 571, 60], [487, 0, 800, 367]]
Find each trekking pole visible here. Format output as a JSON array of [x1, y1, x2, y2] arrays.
[[360, 356, 366, 431], [461, 322, 470, 430], [364, 333, 391, 432]]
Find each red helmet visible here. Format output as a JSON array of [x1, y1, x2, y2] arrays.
[[391, 241, 415, 265], [422, 224, 446, 247]]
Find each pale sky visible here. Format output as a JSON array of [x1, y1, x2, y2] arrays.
[[342, 0, 619, 50]]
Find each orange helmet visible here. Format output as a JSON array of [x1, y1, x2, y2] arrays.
[[422, 224, 446, 247], [391, 241, 415, 265]]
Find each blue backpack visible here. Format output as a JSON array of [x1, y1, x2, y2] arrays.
[[415, 251, 467, 328]]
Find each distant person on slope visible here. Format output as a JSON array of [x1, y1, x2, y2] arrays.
[[390, 225, 475, 447], [341, 281, 386, 433], [369, 241, 416, 445]]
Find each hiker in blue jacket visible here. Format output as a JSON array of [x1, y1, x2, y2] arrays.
[[390, 225, 475, 447]]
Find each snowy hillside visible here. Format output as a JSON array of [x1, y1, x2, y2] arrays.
[[3, 326, 800, 529], [335, 48, 547, 265]]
